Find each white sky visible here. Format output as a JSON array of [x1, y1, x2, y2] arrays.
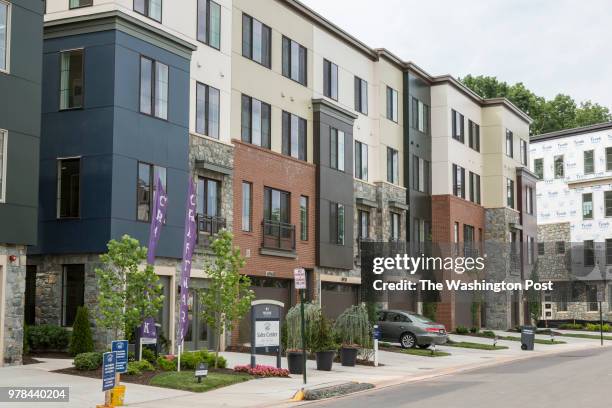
[[300, 0, 612, 108]]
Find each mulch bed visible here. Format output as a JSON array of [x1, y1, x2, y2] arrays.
[[227, 347, 381, 367], [23, 356, 42, 365], [27, 352, 72, 359]]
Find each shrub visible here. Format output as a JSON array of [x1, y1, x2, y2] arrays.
[[156, 356, 177, 371], [28, 325, 71, 352], [585, 323, 611, 332], [333, 305, 371, 348], [422, 302, 437, 322], [469, 327, 480, 334], [74, 352, 103, 371], [285, 303, 321, 351], [559, 323, 583, 330], [481, 330, 496, 338], [312, 314, 338, 353], [234, 364, 289, 377], [126, 360, 155, 376], [141, 347, 156, 364], [69, 307, 94, 356], [455, 326, 469, 335], [179, 350, 226, 370]]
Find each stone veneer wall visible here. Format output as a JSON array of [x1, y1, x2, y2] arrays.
[[537, 223, 571, 281], [1, 245, 26, 365], [484, 207, 523, 329]]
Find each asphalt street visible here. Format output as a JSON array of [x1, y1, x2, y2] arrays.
[[310, 346, 612, 408]]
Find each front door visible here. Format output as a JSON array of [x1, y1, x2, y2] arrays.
[[183, 287, 212, 351]]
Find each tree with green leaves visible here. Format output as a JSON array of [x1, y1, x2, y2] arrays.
[[527, 261, 542, 326], [95, 235, 165, 344], [69, 306, 94, 355], [460, 74, 612, 135], [199, 230, 254, 368]]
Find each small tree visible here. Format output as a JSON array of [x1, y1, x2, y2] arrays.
[[70, 306, 94, 355], [200, 230, 254, 368], [95, 235, 165, 344], [527, 261, 542, 326]]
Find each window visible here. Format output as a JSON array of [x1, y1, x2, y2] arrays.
[[59, 49, 84, 110], [528, 236, 535, 264], [520, 139, 528, 165], [452, 164, 465, 199], [242, 14, 271, 68], [386, 87, 398, 122], [505, 130, 514, 158], [134, 0, 162, 22], [534, 158, 544, 179], [0, 129, 5, 202], [584, 240, 595, 267], [469, 172, 481, 204], [140, 56, 168, 120], [323, 59, 338, 100], [554, 155, 564, 178], [412, 156, 430, 193], [586, 284, 598, 311], [412, 98, 429, 134], [282, 36, 307, 85], [390, 212, 400, 241], [526, 186, 534, 215], [606, 239, 612, 265], [300, 196, 308, 241], [57, 158, 80, 218], [62, 265, 85, 326], [606, 191, 612, 217], [468, 120, 480, 151], [464, 224, 475, 256], [556, 241, 565, 254], [358, 210, 369, 239], [281, 111, 307, 161], [506, 178, 514, 209], [196, 83, 220, 138], [330, 203, 345, 245], [69, 0, 92, 8], [241, 94, 270, 148], [330, 128, 345, 171], [453, 222, 459, 243], [451, 109, 464, 143], [264, 187, 290, 223], [354, 77, 368, 114], [241, 182, 251, 232], [0, 0, 9, 72], [582, 193, 593, 220], [137, 162, 166, 222], [197, 0, 221, 49], [584, 150, 594, 174], [537, 242, 545, 256], [354, 141, 368, 181], [607, 147, 612, 171], [196, 177, 220, 217], [387, 147, 399, 184]]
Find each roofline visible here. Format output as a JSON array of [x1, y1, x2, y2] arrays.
[[530, 121, 612, 142], [282, 1, 533, 124]]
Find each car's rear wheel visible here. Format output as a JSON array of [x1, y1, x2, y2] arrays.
[[417, 344, 431, 349], [400, 333, 416, 349]]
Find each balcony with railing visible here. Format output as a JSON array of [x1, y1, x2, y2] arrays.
[[196, 213, 226, 247], [261, 219, 296, 256]]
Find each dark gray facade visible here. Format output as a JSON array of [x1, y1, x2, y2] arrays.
[[312, 99, 357, 270], [0, 0, 43, 245], [404, 70, 432, 245], [31, 12, 194, 259]]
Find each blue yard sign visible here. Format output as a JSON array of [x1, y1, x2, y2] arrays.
[[102, 352, 117, 391], [111, 340, 128, 374]]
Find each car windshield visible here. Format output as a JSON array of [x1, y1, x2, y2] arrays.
[[408, 313, 433, 324]]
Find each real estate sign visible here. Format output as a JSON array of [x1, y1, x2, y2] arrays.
[[102, 352, 116, 391], [111, 340, 128, 374]]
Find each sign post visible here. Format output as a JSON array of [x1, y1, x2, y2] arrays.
[[102, 352, 117, 406], [294, 268, 307, 385], [373, 325, 380, 367], [250, 300, 284, 368], [138, 317, 157, 361]]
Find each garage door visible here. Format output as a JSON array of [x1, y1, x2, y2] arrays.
[[387, 289, 417, 312], [321, 282, 358, 319], [455, 290, 473, 328], [238, 277, 292, 345]]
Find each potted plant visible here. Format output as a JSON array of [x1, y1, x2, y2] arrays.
[[333, 305, 371, 367], [285, 302, 320, 374], [312, 314, 337, 371]]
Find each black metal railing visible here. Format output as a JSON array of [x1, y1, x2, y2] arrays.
[[196, 214, 226, 246], [262, 220, 295, 251]]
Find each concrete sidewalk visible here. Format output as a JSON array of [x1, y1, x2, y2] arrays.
[[0, 335, 607, 408]]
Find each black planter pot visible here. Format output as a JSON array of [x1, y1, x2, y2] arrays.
[[287, 351, 303, 374], [340, 347, 358, 367], [315, 351, 335, 371]]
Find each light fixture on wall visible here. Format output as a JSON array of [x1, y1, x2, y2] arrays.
[[8, 255, 17, 263]]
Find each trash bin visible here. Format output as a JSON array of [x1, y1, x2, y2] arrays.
[[521, 326, 536, 350]]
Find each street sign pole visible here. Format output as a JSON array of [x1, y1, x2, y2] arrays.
[[600, 300, 604, 346], [300, 288, 306, 385]]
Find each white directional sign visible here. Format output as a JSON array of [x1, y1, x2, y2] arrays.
[[294, 268, 306, 289]]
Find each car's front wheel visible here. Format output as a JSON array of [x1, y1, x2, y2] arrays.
[[400, 332, 417, 348], [417, 344, 431, 349]]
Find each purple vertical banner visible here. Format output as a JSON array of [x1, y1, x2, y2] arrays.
[[177, 177, 198, 347], [147, 176, 168, 265]]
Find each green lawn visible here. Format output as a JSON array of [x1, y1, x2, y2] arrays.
[[465, 333, 566, 345], [400, 348, 450, 357], [559, 333, 612, 341], [444, 341, 508, 350], [150, 371, 252, 392]]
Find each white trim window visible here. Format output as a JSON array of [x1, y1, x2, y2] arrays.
[[0, 0, 10, 73], [0, 129, 6, 202]]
